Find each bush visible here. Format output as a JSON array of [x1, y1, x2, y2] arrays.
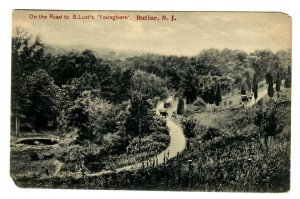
[[127, 132, 170, 154], [29, 151, 39, 161], [86, 162, 104, 172], [194, 98, 206, 107], [202, 127, 221, 141], [181, 117, 198, 138]]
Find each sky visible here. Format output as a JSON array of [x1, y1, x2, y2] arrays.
[[13, 10, 291, 56]]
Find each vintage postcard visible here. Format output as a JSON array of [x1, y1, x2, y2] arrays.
[[11, 10, 291, 192]]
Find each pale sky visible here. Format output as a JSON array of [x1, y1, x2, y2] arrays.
[[13, 10, 291, 56]]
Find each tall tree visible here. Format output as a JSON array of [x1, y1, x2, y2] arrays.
[[284, 65, 291, 88], [253, 83, 258, 102], [245, 71, 252, 91], [241, 83, 246, 95], [275, 72, 281, 92], [181, 61, 198, 104], [284, 76, 291, 88], [268, 75, 274, 98], [252, 73, 258, 102], [111, 68, 134, 104], [11, 29, 47, 135], [209, 88, 216, 104], [125, 91, 155, 137], [20, 69, 61, 130], [177, 98, 185, 115], [215, 84, 222, 106], [250, 50, 279, 81]]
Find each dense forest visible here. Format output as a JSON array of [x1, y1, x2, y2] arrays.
[[11, 29, 291, 191]]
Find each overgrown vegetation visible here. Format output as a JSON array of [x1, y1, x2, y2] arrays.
[[11, 28, 291, 192]]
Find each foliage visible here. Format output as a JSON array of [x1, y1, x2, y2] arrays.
[[177, 98, 185, 115], [127, 131, 170, 154], [133, 70, 168, 100], [181, 117, 199, 138], [60, 91, 119, 142], [15, 100, 290, 191], [11, 32, 291, 192], [215, 84, 222, 106], [284, 76, 291, 88], [252, 73, 258, 100], [250, 50, 280, 81], [20, 69, 61, 129], [267, 75, 274, 98], [275, 72, 281, 92], [284, 65, 291, 88], [241, 84, 246, 95], [125, 92, 156, 137], [181, 64, 198, 104]]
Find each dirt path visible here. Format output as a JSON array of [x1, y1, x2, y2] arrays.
[[88, 97, 186, 177], [247, 85, 268, 107], [53, 160, 63, 176]]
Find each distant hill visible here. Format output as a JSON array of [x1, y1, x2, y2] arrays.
[[45, 44, 148, 61]]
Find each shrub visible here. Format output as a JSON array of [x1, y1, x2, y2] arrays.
[[127, 132, 170, 154], [29, 151, 39, 161], [194, 98, 206, 107], [181, 117, 198, 138], [202, 127, 221, 141]]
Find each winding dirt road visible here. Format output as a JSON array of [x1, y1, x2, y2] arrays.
[[88, 97, 186, 177], [247, 85, 268, 107]]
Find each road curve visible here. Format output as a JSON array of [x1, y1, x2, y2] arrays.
[[247, 85, 268, 107], [88, 97, 186, 177]]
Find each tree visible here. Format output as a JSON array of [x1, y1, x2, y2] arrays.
[[245, 71, 252, 91], [209, 87, 216, 104], [215, 84, 222, 106], [177, 98, 185, 115], [252, 73, 258, 102], [241, 84, 246, 95], [12, 29, 48, 134], [181, 117, 198, 138], [20, 69, 61, 130], [181, 64, 198, 104], [132, 70, 168, 101], [253, 83, 258, 102], [284, 65, 291, 88], [111, 68, 134, 104], [275, 72, 281, 92], [250, 50, 279, 81], [195, 48, 222, 76], [125, 91, 156, 137], [287, 65, 291, 76], [268, 75, 274, 98], [284, 76, 291, 88], [61, 90, 118, 142]]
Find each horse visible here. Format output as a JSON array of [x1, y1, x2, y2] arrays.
[[160, 111, 168, 118]]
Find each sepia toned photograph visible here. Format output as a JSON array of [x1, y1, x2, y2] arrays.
[[10, 10, 291, 192]]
